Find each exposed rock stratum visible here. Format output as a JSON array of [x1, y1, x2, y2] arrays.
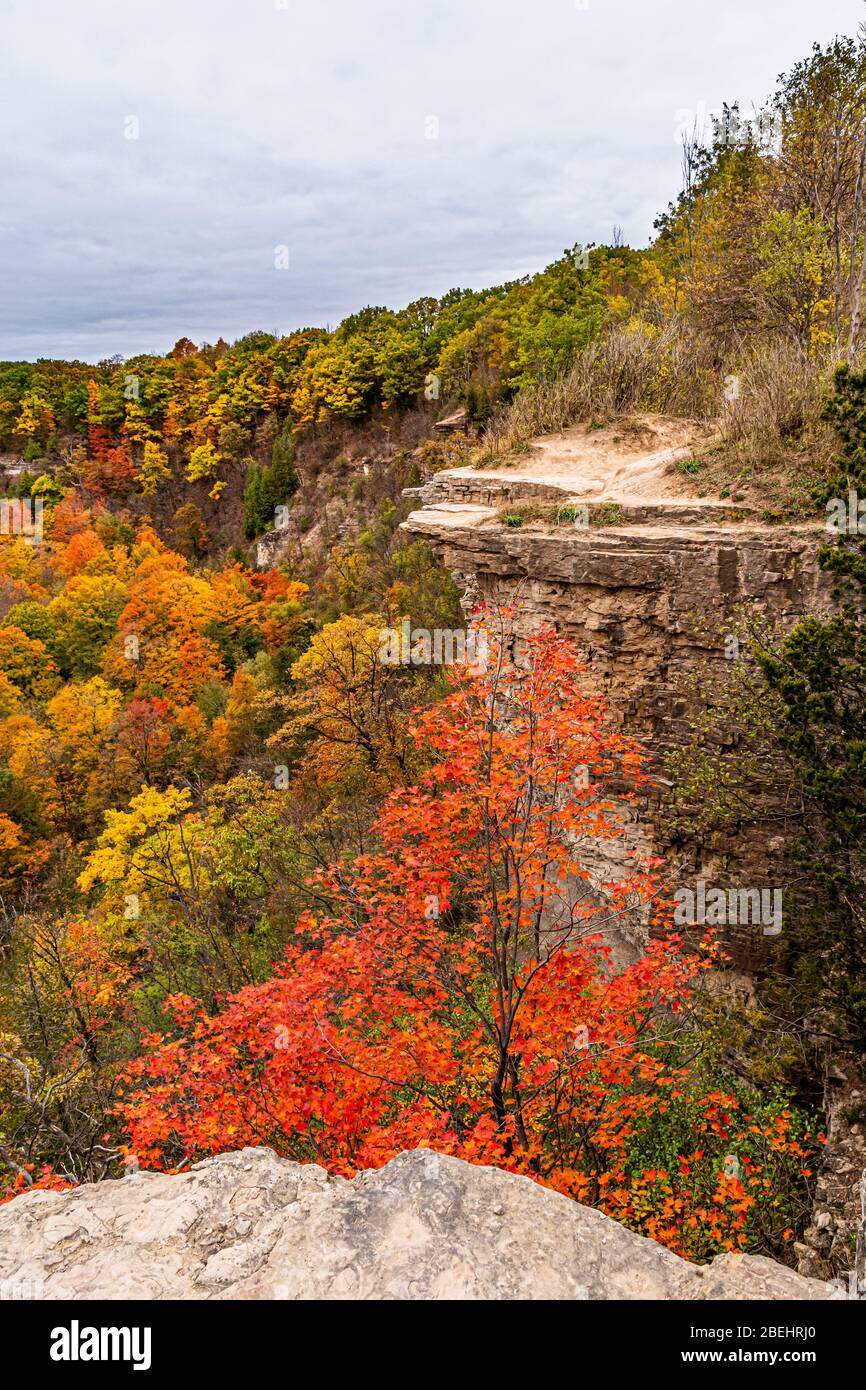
[[0, 1148, 842, 1300]]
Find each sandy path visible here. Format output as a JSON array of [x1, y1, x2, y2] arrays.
[[453, 414, 720, 507]]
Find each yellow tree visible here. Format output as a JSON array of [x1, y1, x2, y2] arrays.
[[46, 677, 125, 828], [270, 614, 421, 804], [136, 441, 172, 497], [48, 574, 129, 679], [0, 627, 60, 700], [186, 440, 219, 482], [752, 207, 834, 350]]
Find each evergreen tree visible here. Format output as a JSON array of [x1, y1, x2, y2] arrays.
[[267, 419, 298, 508], [243, 464, 265, 540], [242, 422, 298, 539], [756, 365, 866, 1058]]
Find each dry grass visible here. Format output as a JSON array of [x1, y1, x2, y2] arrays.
[[480, 321, 719, 458], [477, 323, 848, 516], [674, 340, 840, 515]]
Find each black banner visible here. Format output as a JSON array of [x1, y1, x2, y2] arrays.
[[1, 1296, 859, 1378]]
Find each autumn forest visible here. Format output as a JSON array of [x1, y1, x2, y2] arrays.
[[3, 31, 866, 1280]]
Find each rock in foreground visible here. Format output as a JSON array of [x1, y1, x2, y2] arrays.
[[0, 1148, 840, 1300]]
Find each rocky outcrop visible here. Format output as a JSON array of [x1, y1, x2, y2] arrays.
[[0, 1148, 845, 1301], [403, 490, 828, 972]]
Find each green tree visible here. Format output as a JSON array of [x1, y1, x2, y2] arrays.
[[48, 575, 129, 679], [242, 463, 266, 540], [671, 366, 866, 1069], [242, 421, 298, 539], [263, 420, 298, 513], [1, 601, 60, 662]]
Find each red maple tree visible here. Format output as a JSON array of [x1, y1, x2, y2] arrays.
[[118, 617, 813, 1256]]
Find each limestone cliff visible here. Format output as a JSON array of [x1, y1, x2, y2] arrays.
[[402, 415, 829, 967]]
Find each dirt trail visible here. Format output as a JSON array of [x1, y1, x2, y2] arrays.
[[404, 413, 826, 540], [484, 414, 716, 505]]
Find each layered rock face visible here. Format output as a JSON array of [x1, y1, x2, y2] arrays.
[[402, 422, 830, 975], [0, 1148, 845, 1301]]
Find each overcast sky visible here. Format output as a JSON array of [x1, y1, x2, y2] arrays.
[[0, 0, 861, 362]]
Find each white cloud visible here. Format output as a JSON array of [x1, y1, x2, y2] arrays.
[[0, 0, 858, 359]]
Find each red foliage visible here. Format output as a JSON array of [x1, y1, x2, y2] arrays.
[[116, 620, 812, 1255], [114, 697, 173, 781], [0, 1166, 71, 1205]]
